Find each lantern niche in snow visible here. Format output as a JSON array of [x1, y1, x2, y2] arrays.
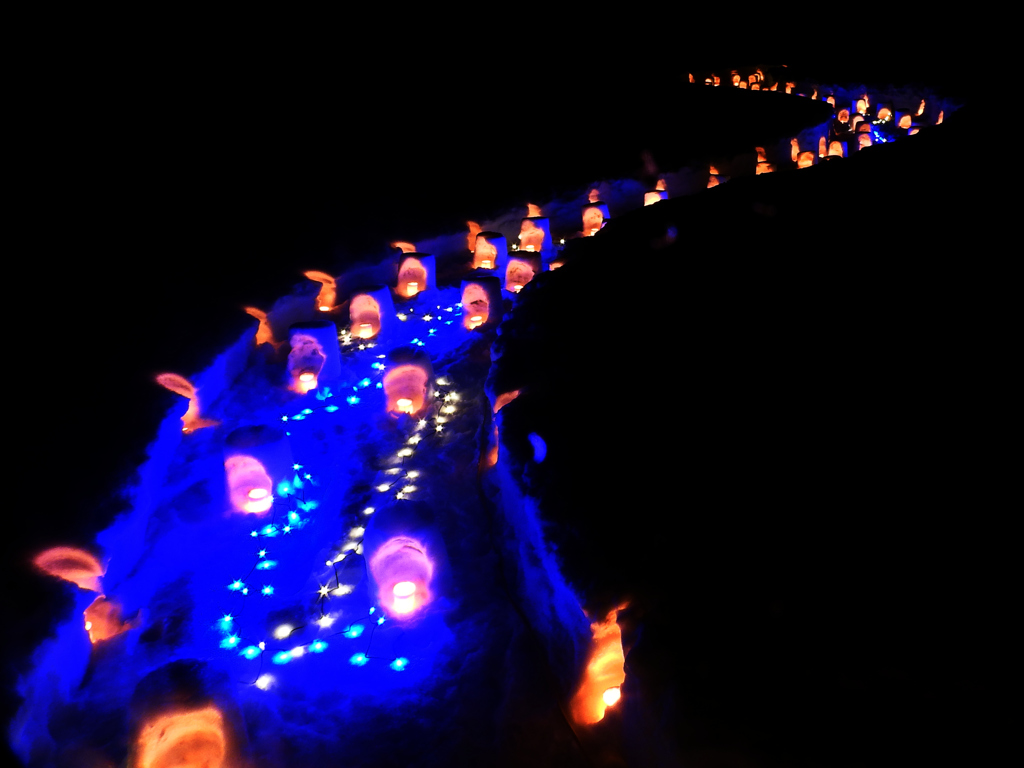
[[287, 321, 341, 394], [383, 347, 433, 418], [128, 660, 247, 768], [304, 270, 337, 313], [349, 287, 395, 341], [466, 220, 482, 253], [395, 253, 435, 299], [518, 207, 551, 255], [84, 594, 137, 644], [368, 536, 436, 619], [155, 373, 219, 433], [244, 306, 279, 349], [570, 605, 628, 725], [497, 248, 540, 295], [224, 424, 293, 515], [644, 179, 668, 206], [582, 200, 609, 235], [473, 231, 506, 270], [461, 276, 502, 330]]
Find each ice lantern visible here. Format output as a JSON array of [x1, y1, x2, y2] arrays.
[[395, 253, 435, 299], [473, 231, 506, 270], [644, 179, 668, 206], [349, 286, 395, 341], [461, 275, 502, 330], [286, 321, 341, 394], [383, 346, 433, 418], [223, 424, 294, 515]]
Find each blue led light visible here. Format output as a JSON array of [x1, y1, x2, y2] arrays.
[[390, 657, 408, 671], [261, 585, 274, 596], [376, 382, 382, 388], [343, 624, 364, 639], [240, 645, 262, 660], [228, 580, 245, 591], [325, 405, 339, 412], [349, 653, 368, 667], [291, 413, 306, 420], [277, 481, 292, 496], [220, 634, 240, 649], [292, 464, 302, 471], [256, 560, 277, 570], [257, 550, 267, 558], [272, 651, 292, 665], [358, 378, 371, 388], [377, 616, 385, 625], [309, 640, 327, 653], [261, 525, 279, 537], [301, 408, 313, 415], [347, 396, 360, 405]]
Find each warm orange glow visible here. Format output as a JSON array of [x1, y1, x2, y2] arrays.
[[877, 107, 892, 121], [755, 161, 775, 175], [708, 164, 719, 175], [837, 108, 849, 123], [493, 389, 521, 413], [588, 188, 600, 203], [828, 141, 844, 157], [818, 136, 827, 157], [397, 257, 428, 299], [304, 270, 337, 312], [688, 73, 694, 83], [655, 178, 666, 191], [755, 146, 767, 163], [898, 114, 912, 129], [473, 235, 499, 269], [738, 80, 747, 89], [519, 219, 545, 252], [712, 74, 720, 86], [797, 150, 815, 168], [33, 547, 105, 591], [916, 99, 925, 117], [244, 307, 277, 348], [731, 72, 740, 86], [505, 258, 535, 293], [527, 203, 542, 217], [570, 605, 627, 725], [826, 95, 835, 107], [136, 706, 227, 768], [790, 137, 800, 163], [603, 687, 621, 706], [936, 110, 943, 125], [225, 455, 274, 513], [706, 175, 719, 188], [84, 595, 135, 643], [769, 81, 777, 91], [850, 114, 864, 132], [467, 220, 482, 252], [155, 373, 219, 433], [582, 205, 604, 235], [383, 364, 430, 417], [856, 98, 867, 115], [785, 81, 795, 94], [857, 133, 872, 149], [810, 88, 817, 100], [369, 537, 434, 619], [391, 241, 417, 253], [350, 294, 381, 339], [643, 191, 662, 206], [750, 82, 760, 90]]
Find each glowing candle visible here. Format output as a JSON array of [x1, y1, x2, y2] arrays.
[[359, 323, 372, 338], [511, 284, 522, 293], [407, 281, 419, 296], [392, 580, 416, 614], [603, 687, 621, 706], [481, 260, 493, 269], [397, 398, 413, 412]]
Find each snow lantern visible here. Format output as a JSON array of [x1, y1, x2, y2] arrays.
[[518, 215, 551, 255], [349, 286, 395, 341], [644, 179, 668, 206], [155, 373, 219, 433], [466, 220, 482, 252], [497, 249, 540, 295], [32, 546, 105, 591], [570, 605, 628, 725], [83, 594, 136, 644], [286, 321, 340, 394], [395, 253, 435, 299], [856, 132, 873, 150], [364, 502, 446, 620], [224, 425, 294, 515], [383, 347, 433, 418], [582, 201, 609, 235], [473, 231, 505, 270], [461, 276, 502, 330], [304, 270, 337, 313], [828, 140, 845, 157], [244, 306, 278, 349], [796, 150, 816, 169], [128, 660, 248, 768]]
